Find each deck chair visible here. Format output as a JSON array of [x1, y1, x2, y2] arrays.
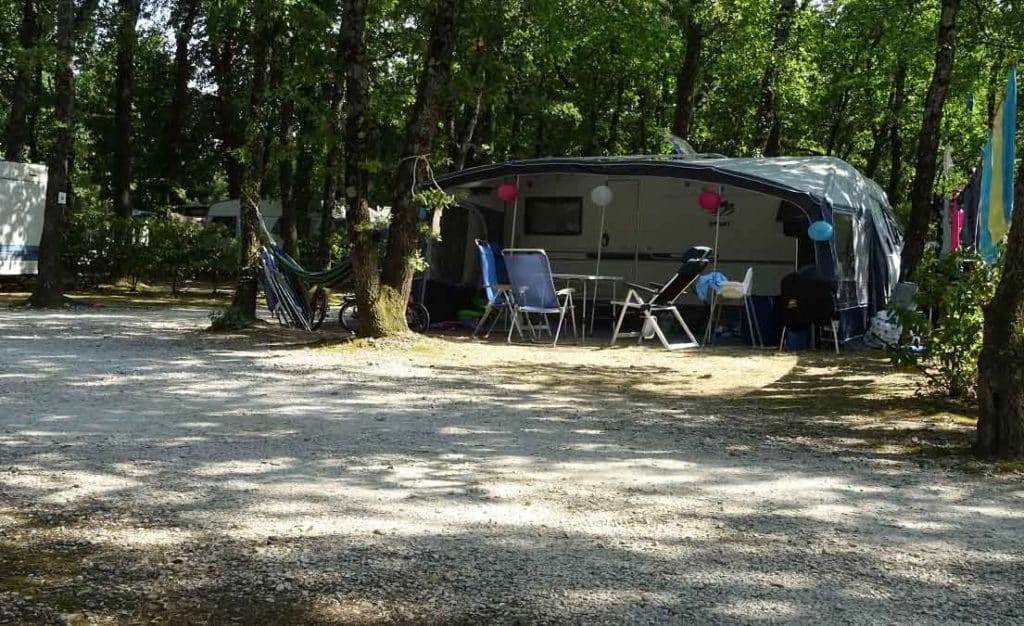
[[501, 248, 578, 346], [778, 272, 839, 353], [473, 239, 517, 338], [611, 246, 711, 350]]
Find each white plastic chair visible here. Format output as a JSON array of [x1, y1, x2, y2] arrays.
[[703, 267, 763, 347]]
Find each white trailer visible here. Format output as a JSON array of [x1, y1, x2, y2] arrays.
[[207, 198, 283, 240], [0, 160, 48, 276]]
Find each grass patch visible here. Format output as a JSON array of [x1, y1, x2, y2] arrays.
[[0, 282, 232, 309]]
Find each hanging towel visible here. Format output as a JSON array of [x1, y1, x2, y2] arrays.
[[696, 272, 728, 302]]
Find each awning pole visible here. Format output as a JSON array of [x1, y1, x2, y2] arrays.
[[509, 175, 520, 248], [596, 205, 605, 276]]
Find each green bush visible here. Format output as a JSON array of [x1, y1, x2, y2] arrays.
[[890, 249, 999, 399], [63, 204, 238, 292]]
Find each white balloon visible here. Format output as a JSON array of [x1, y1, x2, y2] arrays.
[[590, 185, 614, 207]]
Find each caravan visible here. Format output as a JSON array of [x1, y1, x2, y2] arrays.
[[0, 161, 48, 276], [207, 198, 284, 239], [429, 155, 903, 340]]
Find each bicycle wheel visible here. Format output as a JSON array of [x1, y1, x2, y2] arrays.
[[309, 287, 328, 331], [407, 302, 430, 333], [338, 300, 361, 333]]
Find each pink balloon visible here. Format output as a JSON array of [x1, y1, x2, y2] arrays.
[[497, 183, 519, 203], [698, 189, 722, 213]]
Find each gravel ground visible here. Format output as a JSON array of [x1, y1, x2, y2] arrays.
[[0, 307, 1022, 625]]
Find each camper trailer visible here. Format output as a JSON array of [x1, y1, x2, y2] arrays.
[[207, 198, 283, 240], [429, 155, 903, 339], [0, 160, 48, 276]]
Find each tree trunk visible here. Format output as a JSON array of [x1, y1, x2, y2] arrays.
[[162, 0, 200, 205], [278, 97, 299, 258], [887, 60, 908, 203], [367, 0, 463, 336], [976, 158, 1024, 459], [4, 0, 40, 163], [901, 0, 959, 280], [28, 0, 97, 307], [318, 36, 345, 270], [211, 35, 244, 199], [338, 0, 386, 336], [671, 5, 703, 140], [228, 0, 278, 319], [755, 0, 798, 156], [606, 78, 625, 153], [112, 0, 141, 217], [454, 93, 483, 171]]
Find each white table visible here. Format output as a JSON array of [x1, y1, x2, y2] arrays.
[[552, 273, 624, 340]]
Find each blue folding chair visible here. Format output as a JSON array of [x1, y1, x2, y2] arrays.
[[473, 239, 517, 338], [502, 248, 578, 346]]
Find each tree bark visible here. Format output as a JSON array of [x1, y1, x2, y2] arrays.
[[278, 97, 299, 258], [368, 0, 463, 336], [28, 0, 98, 307], [112, 0, 141, 217], [162, 0, 200, 205], [338, 0, 386, 336], [4, 0, 40, 163], [887, 59, 908, 204], [671, 4, 703, 140], [901, 0, 959, 280], [211, 33, 244, 199], [228, 0, 278, 319], [976, 158, 1024, 459], [318, 35, 345, 270], [754, 0, 798, 156]]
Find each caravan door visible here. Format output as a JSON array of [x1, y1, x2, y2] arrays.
[[598, 179, 640, 282]]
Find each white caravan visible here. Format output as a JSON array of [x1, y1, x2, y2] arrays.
[[0, 160, 48, 276], [207, 198, 283, 240]]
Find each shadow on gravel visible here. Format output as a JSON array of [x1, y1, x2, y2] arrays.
[[0, 311, 1020, 624]]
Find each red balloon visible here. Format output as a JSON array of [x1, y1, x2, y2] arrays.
[[698, 189, 722, 213], [497, 183, 519, 203]]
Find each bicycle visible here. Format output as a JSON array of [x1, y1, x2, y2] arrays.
[[338, 294, 430, 334]]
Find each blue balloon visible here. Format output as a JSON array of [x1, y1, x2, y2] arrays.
[[808, 220, 834, 242]]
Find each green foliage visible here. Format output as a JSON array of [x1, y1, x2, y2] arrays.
[[62, 203, 237, 292], [890, 250, 1000, 399]]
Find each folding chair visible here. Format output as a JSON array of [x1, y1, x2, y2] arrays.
[[501, 249, 578, 346], [473, 239, 517, 339], [611, 246, 711, 350], [777, 272, 839, 353]]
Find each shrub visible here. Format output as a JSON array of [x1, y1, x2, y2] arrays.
[[890, 249, 999, 399]]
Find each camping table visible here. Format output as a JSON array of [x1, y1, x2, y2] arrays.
[[552, 274, 624, 341]]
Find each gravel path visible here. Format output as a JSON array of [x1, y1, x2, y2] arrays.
[[0, 307, 1021, 625]]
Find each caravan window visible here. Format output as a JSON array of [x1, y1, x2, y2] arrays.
[[524, 197, 583, 236], [833, 212, 857, 302]]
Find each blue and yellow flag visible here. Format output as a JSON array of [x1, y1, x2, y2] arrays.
[[979, 67, 1017, 264]]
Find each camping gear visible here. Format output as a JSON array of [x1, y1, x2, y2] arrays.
[[611, 246, 710, 350], [778, 271, 839, 353], [704, 267, 762, 347], [427, 154, 903, 341], [864, 282, 920, 349], [502, 248, 578, 346], [551, 273, 624, 339], [473, 239, 516, 338]]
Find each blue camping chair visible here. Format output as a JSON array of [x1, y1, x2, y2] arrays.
[[501, 248, 578, 346], [473, 239, 517, 338]]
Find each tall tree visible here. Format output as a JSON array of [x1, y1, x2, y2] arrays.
[[976, 158, 1024, 459], [353, 0, 463, 336], [670, 0, 704, 140], [901, 0, 960, 279], [4, 0, 40, 162], [228, 0, 279, 319], [28, 0, 99, 307], [208, 6, 245, 199], [754, 0, 799, 156], [161, 0, 200, 205], [338, 0, 382, 333], [112, 0, 142, 217]]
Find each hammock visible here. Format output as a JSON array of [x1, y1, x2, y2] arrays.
[[271, 248, 353, 289]]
